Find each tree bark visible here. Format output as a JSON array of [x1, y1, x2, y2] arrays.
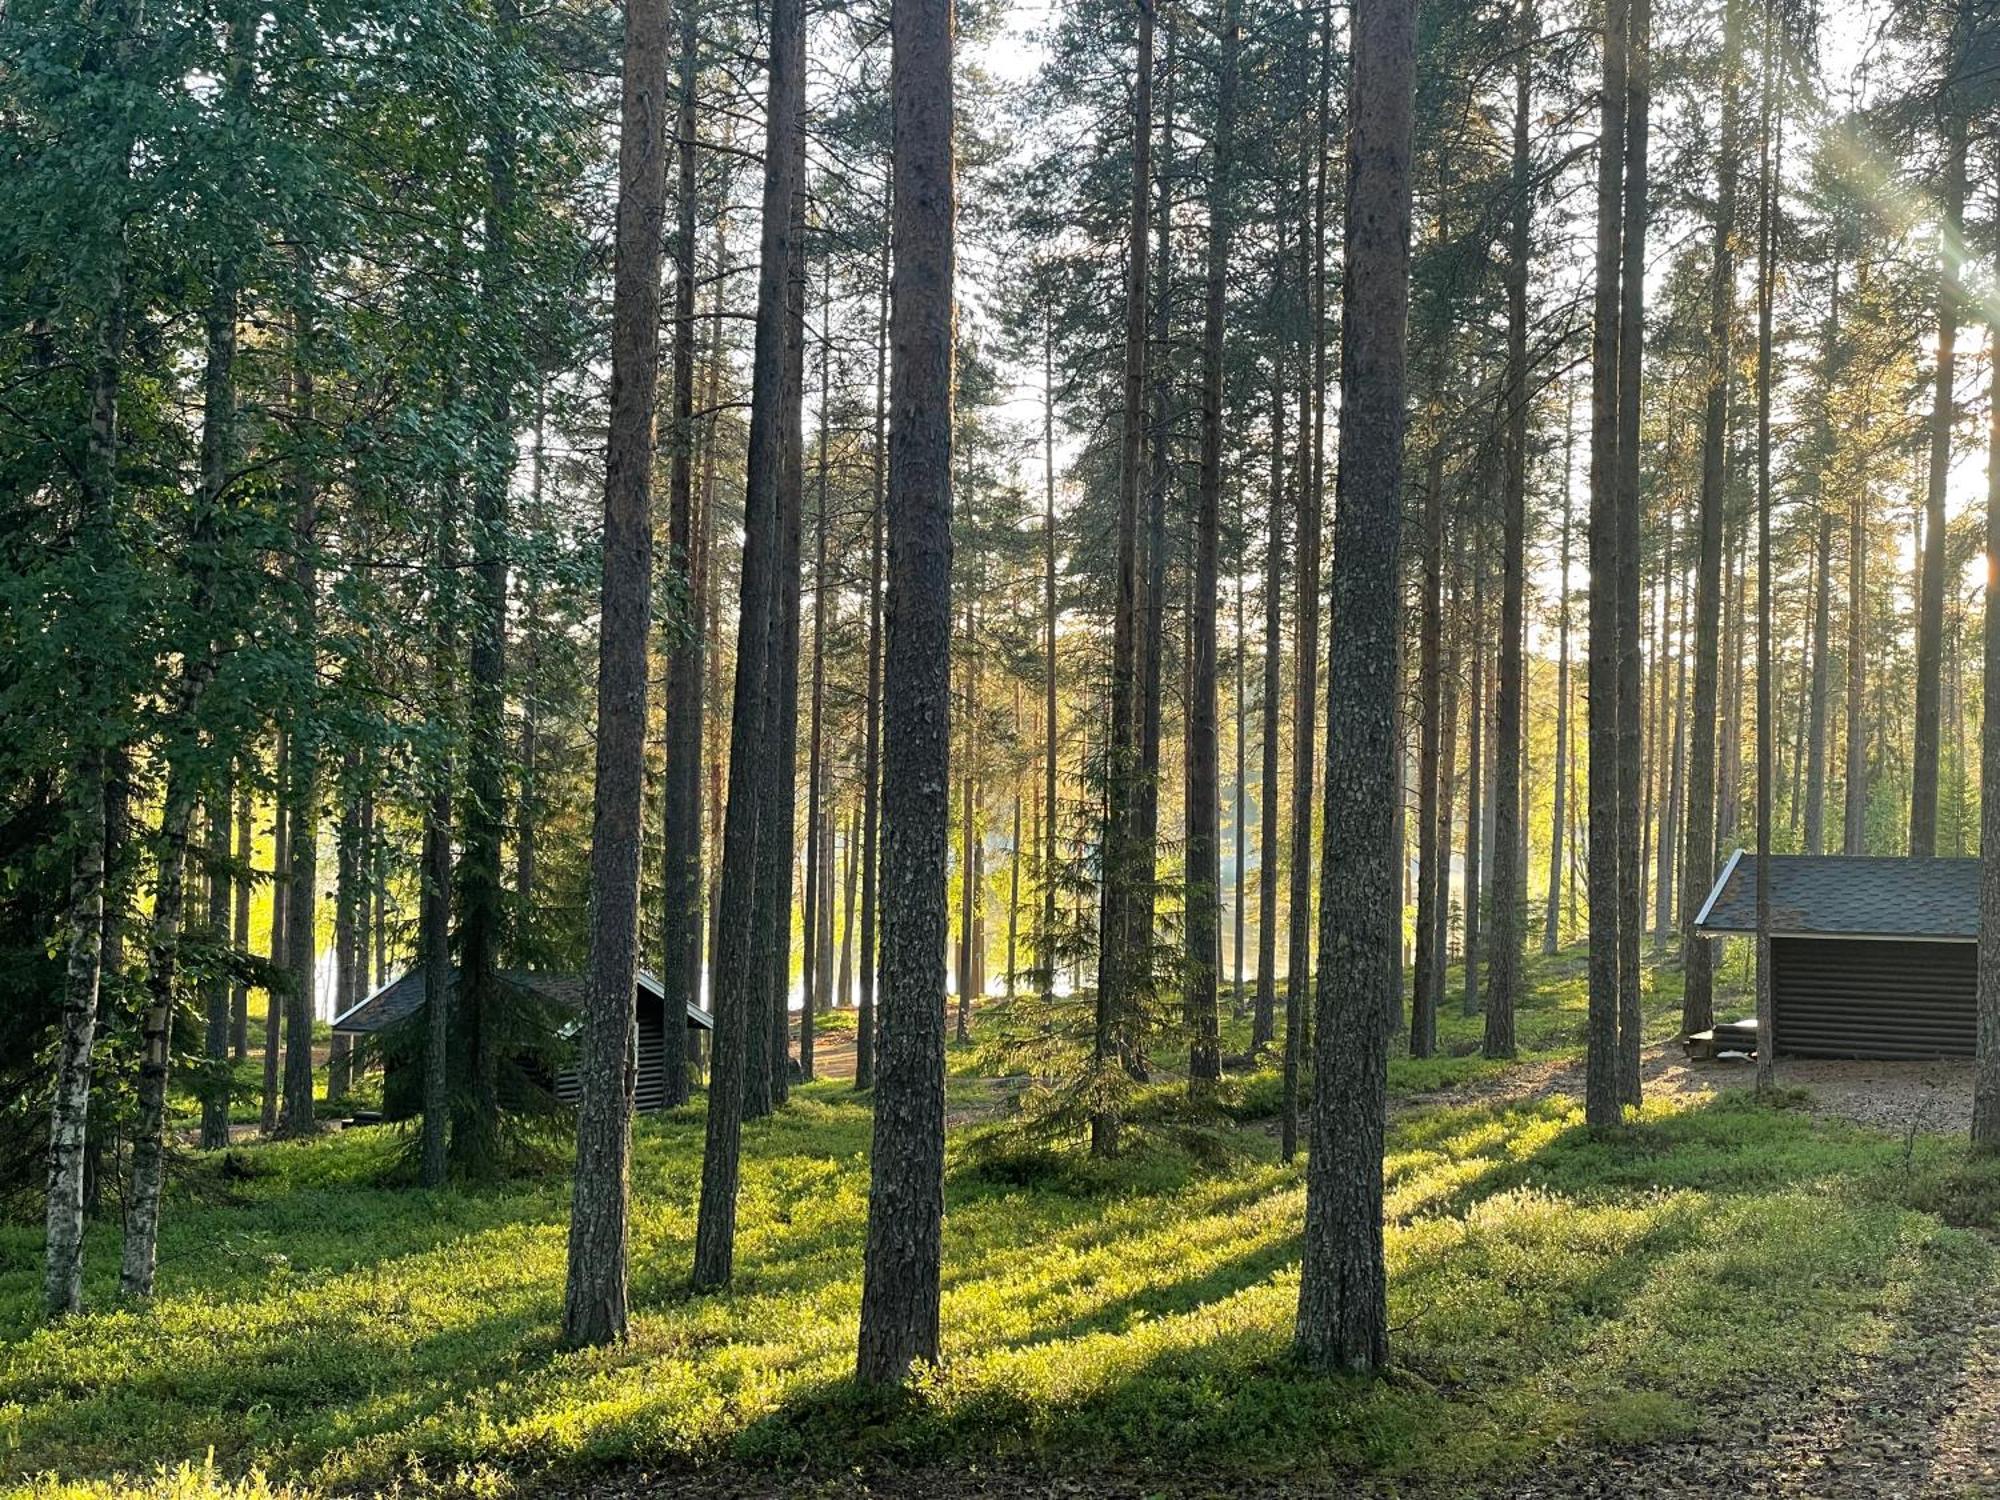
[[1486, 3, 1533, 1060], [856, 0, 953, 1382], [1412, 439, 1443, 1058], [263, 735, 288, 1134], [694, 0, 801, 1286], [1185, 0, 1239, 1092], [801, 277, 834, 1084], [1805, 508, 1833, 852], [1544, 396, 1575, 955], [1974, 130, 2000, 1145], [456, 0, 520, 1179], [330, 764, 358, 1104], [1844, 441, 1868, 852], [1293, 0, 1412, 1373], [756, 118, 810, 1118], [1282, 0, 1332, 1166], [279, 288, 321, 1141], [1093, 0, 1152, 1158], [1040, 315, 1060, 1006], [1586, 0, 1629, 1130], [1680, 0, 1741, 1037], [1913, 108, 1967, 858], [857, 186, 890, 1089], [561, 0, 671, 1346], [1461, 552, 1485, 1021], [1752, 26, 1778, 1096], [1254, 369, 1286, 1053], [1614, 0, 1651, 1110], [658, 0, 704, 1109]]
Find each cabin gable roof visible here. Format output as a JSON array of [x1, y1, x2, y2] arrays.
[[332, 968, 713, 1034], [1692, 852, 1980, 941]]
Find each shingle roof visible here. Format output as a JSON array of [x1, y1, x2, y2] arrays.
[[1693, 852, 1981, 939], [331, 968, 713, 1033]]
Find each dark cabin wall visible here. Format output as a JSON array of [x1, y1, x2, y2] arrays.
[[1771, 936, 1975, 1059]]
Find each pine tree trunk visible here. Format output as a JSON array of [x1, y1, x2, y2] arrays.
[[1133, 25, 1175, 1077], [1412, 440, 1443, 1059], [840, 807, 858, 1008], [1844, 460, 1869, 852], [420, 777, 452, 1190], [1093, 0, 1153, 1158], [231, 778, 251, 1058], [857, 193, 890, 1089], [801, 286, 833, 1084], [694, 0, 801, 1285], [278, 290, 321, 1141], [1487, 5, 1532, 1057], [758, 122, 810, 1118], [1294, 0, 1413, 1372], [1040, 318, 1060, 1007], [1913, 108, 1967, 858], [1752, 30, 1779, 1096], [1657, 532, 1688, 945], [1008, 700, 1023, 997], [1805, 507, 1833, 853], [330, 766, 358, 1104], [1281, 1, 1332, 1166], [1973, 136, 2000, 1144], [1586, 0, 1629, 1130], [1185, 0, 1238, 1092], [1435, 545, 1463, 1022], [1544, 398, 1575, 955], [420, 444, 462, 1188], [1680, 0, 1740, 1037], [561, 0, 671, 1345], [456, 0, 519, 1178], [1254, 370, 1285, 1053], [263, 735, 288, 1134], [1462, 557, 1485, 1022], [856, 0, 953, 1379], [1614, 0, 1651, 1110], [658, 0, 704, 1109]]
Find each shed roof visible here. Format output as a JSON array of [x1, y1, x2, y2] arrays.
[[1692, 851, 1980, 940], [331, 968, 713, 1034]]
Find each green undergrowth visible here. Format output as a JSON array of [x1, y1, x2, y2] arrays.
[[4, 951, 1979, 1499]]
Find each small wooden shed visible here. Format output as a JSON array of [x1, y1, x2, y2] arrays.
[[1692, 852, 1977, 1060], [332, 968, 713, 1114]]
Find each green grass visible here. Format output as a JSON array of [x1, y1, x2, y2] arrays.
[[5, 948, 1990, 1498]]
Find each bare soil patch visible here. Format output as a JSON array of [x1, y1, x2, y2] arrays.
[[1398, 1042, 1977, 1136]]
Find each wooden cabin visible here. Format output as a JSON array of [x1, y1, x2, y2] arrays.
[[331, 968, 713, 1114], [1692, 852, 1976, 1060]]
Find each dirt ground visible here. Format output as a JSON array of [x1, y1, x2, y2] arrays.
[[1398, 1042, 1980, 1137]]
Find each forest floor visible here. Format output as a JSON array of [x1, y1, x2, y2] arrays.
[[10, 944, 2000, 1499]]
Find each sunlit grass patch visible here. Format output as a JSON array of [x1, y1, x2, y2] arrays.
[[4, 950, 1993, 1497]]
